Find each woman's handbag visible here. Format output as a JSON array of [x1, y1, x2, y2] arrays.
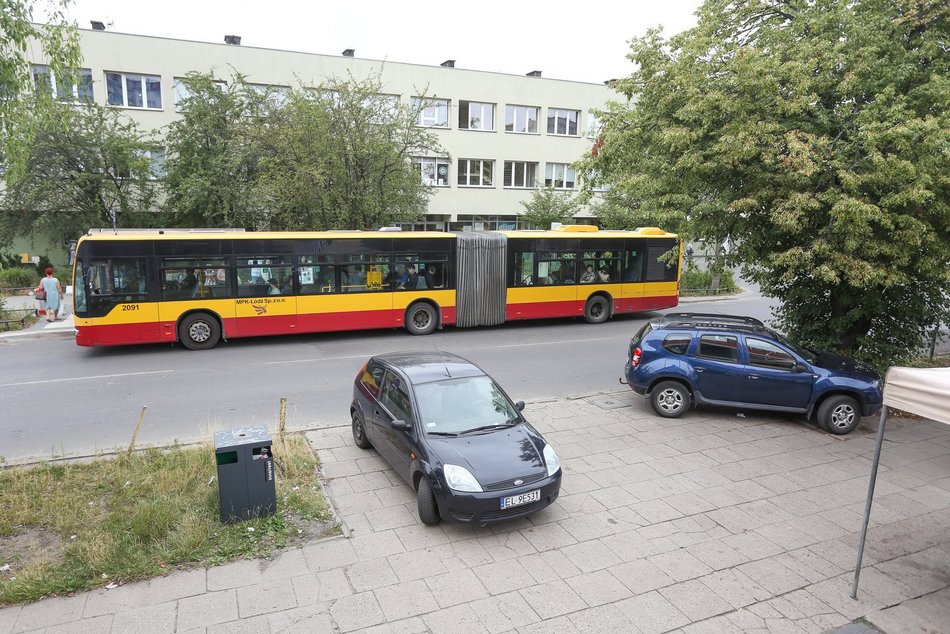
[[58, 302, 69, 319], [34, 288, 46, 301]]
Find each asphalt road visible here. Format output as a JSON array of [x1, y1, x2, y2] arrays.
[[0, 292, 776, 462]]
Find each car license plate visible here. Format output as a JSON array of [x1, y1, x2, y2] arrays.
[[500, 489, 540, 510]]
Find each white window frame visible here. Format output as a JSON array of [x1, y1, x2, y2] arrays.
[[459, 101, 494, 131], [545, 163, 576, 189], [412, 97, 450, 127], [106, 72, 163, 110], [503, 161, 537, 188], [32, 65, 94, 102], [414, 157, 450, 187], [505, 105, 539, 134], [137, 148, 166, 179], [458, 159, 494, 187], [547, 108, 580, 136]]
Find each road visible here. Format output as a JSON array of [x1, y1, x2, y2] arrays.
[[0, 292, 776, 462]]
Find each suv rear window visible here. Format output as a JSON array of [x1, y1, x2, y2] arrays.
[[662, 333, 692, 355], [631, 323, 653, 346], [698, 334, 739, 362]]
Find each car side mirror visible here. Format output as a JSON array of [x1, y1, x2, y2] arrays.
[[391, 419, 411, 432], [515, 401, 525, 411]]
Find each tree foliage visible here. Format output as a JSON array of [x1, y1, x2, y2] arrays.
[[579, 0, 950, 366], [253, 74, 443, 230], [162, 72, 268, 228], [0, 0, 81, 184], [520, 186, 580, 229], [0, 98, 157, 246]]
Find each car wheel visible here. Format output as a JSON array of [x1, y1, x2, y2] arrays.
[[352, 410, 372, 449], [584, 296, 609, 324], [417, 477, 440, 525], [405, 302, 437, 336], [178, 313, 220, 350], [817, 395, 860, 435], [651, 380, 690, 418]]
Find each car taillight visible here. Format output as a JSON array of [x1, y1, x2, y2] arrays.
[[631, 346, 642, 368], [355, 362, 367, 381]]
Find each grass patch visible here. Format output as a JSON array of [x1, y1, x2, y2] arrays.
[[0, 433, 339, 605], [907, 354, 950, 369]]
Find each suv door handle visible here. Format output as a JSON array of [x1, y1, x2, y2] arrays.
[[696, 368, 704, 373], [748, 375, 759, 379]]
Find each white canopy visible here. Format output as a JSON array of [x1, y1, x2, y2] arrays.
[[883, 367, 950, 425], [852, 365, 950, 598]]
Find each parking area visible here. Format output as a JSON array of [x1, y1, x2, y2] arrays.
[[3, 391, 947, 633], [308, 391, 950, 633]]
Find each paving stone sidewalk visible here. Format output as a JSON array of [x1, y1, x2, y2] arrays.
[[1, 392, 948, 633]]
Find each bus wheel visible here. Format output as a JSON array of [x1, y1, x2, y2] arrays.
[[179, 313, 221, 350], [584, 296, 610, 324], [406, 303, 437, 336]]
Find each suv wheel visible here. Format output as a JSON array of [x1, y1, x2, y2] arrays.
[[651, 381, 690, 418], [817, 395, 860, 435]]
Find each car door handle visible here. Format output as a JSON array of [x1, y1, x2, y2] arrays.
[[748, 375, 759, 379], [374, 409, 382, 417], [696, 368, 704, 373]]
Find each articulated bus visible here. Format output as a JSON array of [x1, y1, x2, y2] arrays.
[[72, 225, 680, 349]]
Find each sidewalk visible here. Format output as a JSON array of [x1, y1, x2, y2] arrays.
[[0, 293, 76, 341], [1, 391, 948, 633]]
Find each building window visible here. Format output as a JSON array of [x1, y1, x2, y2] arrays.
[[547, 108, 579, 136], [174, 78, 227, 111], [412, 97, 449, 127], [505, 105, 539, 133], [545, 163, 576, 189], [248, 83, 291, 107], [142, 148, 166, 179], [458, 101, 494, 130], [107, 72, 162, 109], [32, 65, 93, 102], [587, 112, 602, 138], [504, 161, 537, 188], [414, 157, 450, 187], [458, 159, 494, 187]]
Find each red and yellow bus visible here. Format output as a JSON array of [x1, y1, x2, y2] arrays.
[[72, 226, 680, 349]]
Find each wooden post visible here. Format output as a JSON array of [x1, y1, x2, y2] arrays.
[[128, 406, 147, 455]]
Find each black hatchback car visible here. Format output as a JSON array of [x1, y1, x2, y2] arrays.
[[350, 351, 562, 525]]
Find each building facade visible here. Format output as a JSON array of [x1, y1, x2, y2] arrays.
[[31, 26, 614, 233]]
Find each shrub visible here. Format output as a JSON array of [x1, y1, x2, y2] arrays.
[[680, 269, 738, 294], [0, 267, 37, 289]]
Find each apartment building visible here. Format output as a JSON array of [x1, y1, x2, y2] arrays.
[[31, 25, 615, 232]]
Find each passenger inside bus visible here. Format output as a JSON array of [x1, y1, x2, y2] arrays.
[[267, 278, 281, 295]]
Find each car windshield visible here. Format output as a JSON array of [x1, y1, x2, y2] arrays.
[[769, 329, 816, 363], [414, 376, 521, 435]]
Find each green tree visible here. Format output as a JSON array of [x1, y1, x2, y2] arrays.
[[579, 0, 950, 366], [0, 0, 81, 184], [0, 98, 157, 245], [520, 186, 580, 229], [162, 72, 268, 228], [254, 74, 444, 230]]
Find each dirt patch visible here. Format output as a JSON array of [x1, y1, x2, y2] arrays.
[[0, 527, 66, 578]]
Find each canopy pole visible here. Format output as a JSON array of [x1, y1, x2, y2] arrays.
[[851, 404, 888, 599]]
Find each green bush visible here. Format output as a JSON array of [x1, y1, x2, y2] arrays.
[[680, 269, 739, 293], [0, 267, 37, 289]]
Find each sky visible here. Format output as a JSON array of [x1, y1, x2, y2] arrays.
[[61, 0, 703, 84]]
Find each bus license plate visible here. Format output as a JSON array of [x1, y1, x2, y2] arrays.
[[500, 489, 540, 510]]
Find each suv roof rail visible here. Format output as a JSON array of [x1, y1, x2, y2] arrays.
[[661, 313, 765, 326]]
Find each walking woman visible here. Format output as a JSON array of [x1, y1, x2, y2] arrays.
[[36, 267, 64, 322]]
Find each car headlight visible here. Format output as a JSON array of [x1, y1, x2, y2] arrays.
[[443, 464, 482, 492], [543, 444, 561, 477]]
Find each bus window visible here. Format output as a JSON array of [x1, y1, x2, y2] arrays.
[[624, 249, 644, 282], [583, 250, 620, 284], [538, 251, 576, 285], [236, 257, 291, 297], [645, 242, 679, 282], [85, 257, 148, 311]]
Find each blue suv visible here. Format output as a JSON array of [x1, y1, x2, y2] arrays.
[[624, 313, 883, 434]]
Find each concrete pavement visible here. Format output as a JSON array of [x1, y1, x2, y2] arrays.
[[1, 391, 948, 633], [0, 292, 76, 341]]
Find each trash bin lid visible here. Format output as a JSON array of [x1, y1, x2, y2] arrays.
[[214, 426, 271, 450]]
